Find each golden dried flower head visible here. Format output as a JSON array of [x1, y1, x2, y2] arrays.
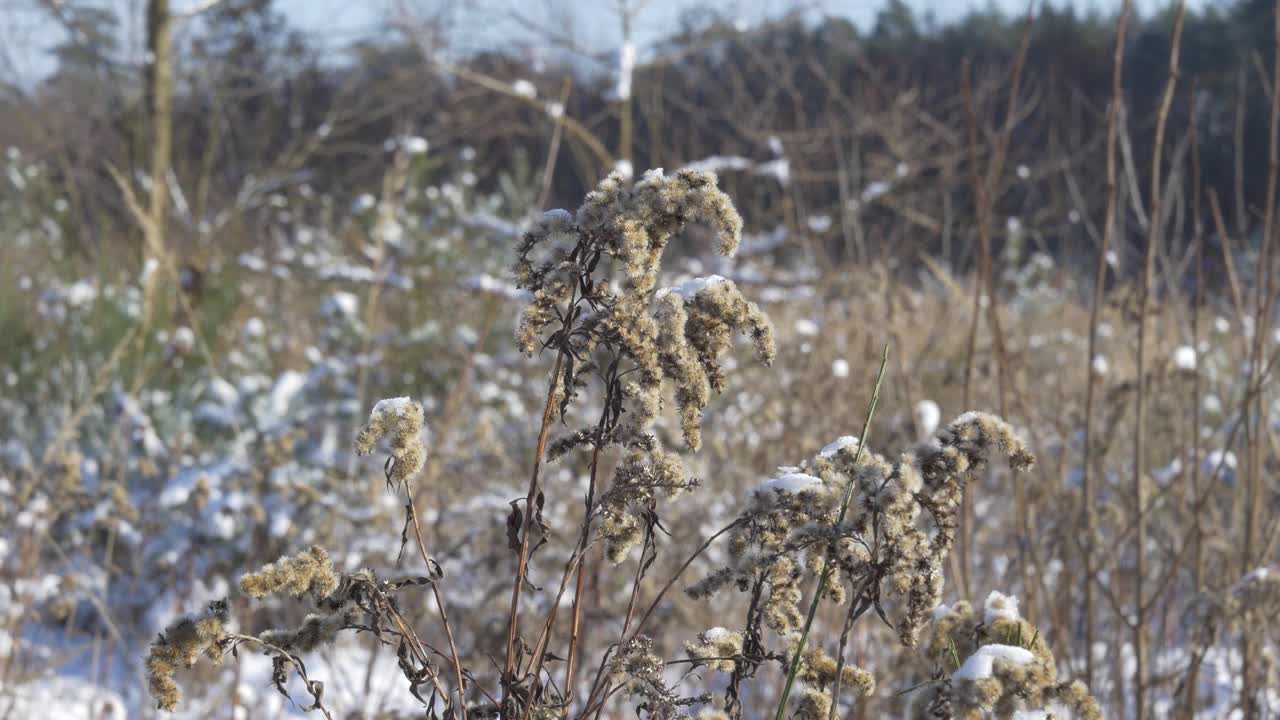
[[921, 591, 1100, 720], [355, 397, 426, 486], [693, 411, 1035, 657], [685, 627, 744, 672], [239, 545, 339, 600], [145, 600, 229, 712], [513, 169, 769, 446], [607, 634, 684, 717]]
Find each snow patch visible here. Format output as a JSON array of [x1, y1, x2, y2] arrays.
[[953, 644, 1035, 682], [819, 436, 858, 459], [983, 591, 1021, 624], [755, 473, 823, 495]]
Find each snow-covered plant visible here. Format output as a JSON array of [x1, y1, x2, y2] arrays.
[[913, 591, 1101, 720], [506, 167, 774, 716], [134, 167, 1083, 720], [685, 410, 1037, 718]]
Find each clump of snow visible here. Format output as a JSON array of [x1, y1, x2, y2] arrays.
[[831, 358, 850, 378], [953, 644, 1035, 682], [1153, 458, 1183, 483], [512, 79, 537, 98], [820, 436, 858, 458], [65, 281, 98, 308], [1173, 345, 1197, 372], [261, 370, 307, 430], [862, 180, 891, 202], [684, 156, 754, 174], [983, 590, 1021, 624], [754, 158, 790, 185], [1204, 449, 1237, 480], [807, 214, 832, 233], [703, 627, 733, 642], [1241, 566, 1271, 583], [794, 318, 819, 336], [243, 317, 265, 338], [615, 42, 636, 100], [171, 325, 195, 353], [322, 291, 359, 318], [656, 275, 728, 300], [915, 399, 941, 438], [1091, 354, 1109, 376], [755, 473, 823, 495], [614, 159, 634, 179], [543, 208, 572, 223], [403, 136, 429, 155], [370, 397, 415, 421]]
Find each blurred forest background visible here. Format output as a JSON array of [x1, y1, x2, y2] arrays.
[[2, 0, 1280, 718]]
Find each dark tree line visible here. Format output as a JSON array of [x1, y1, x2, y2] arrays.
[[2, 0, 1275, 271]]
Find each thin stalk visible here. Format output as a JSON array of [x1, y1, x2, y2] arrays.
[[503, 347, 569, 700], [575, 518, 743, 719], [959, 59, 980, 602], [520, 397, 612, 713], [1081, 0, 1130, 691], [826, 575, 877, 720], [562, 436, 604, 698], [774, 345, 889, 720], [1242, 3, 1280, 711], [1132, 8, 1184, 718], [404, 481, 468, 720], [1184, 75, 1205, 720]]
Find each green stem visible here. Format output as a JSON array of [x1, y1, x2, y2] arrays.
[[774, 344, 889, 720]]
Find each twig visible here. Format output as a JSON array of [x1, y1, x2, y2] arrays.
[[1080, 0, 1129, 693], [1130, 7, 1184, 718], [774, 344, 889, 720]]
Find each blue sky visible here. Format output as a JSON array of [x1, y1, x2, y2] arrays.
[[1, 0, 1213, 85]]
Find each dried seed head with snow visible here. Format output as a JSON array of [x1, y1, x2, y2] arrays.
[[512, 168, 767, 442], [354, 397, 426, 486], [915, 592, 1100, 720], [688, 411, 1035, 717]]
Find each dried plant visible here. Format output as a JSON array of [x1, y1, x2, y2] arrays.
[[136, 168, 1099, 720], [144, 600, 229, 711], [913, 591, 1101, 720], [503, 168, 774, 717], [238, 545, 339, 600], [686, 406, 1038, 718]]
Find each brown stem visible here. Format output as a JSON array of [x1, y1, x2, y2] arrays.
[[827, 576, 877, 720], [563, 439, 605, 700], [503, 348, 568, 708], [1242, 3, 1280, 715], [405, 482, 468, 720], [520, 400, 612, 717], [576, 518, 743, 719], [1131, 8, 1184, 718], [1081, 0, 1130, 691]]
